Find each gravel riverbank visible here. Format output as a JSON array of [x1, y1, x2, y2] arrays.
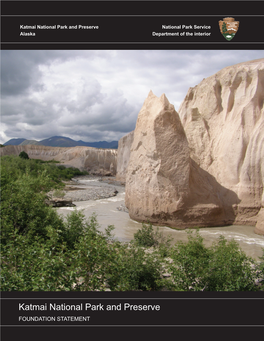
[[62, 176, 124, 202], [63, 187, 119, 201]]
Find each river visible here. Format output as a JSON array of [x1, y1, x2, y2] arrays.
[[57, 177, 264, 261]]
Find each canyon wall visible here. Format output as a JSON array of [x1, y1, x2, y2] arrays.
[[0, 145, 117, 176], [116, 131, 134, 182], [178, 58, 264, 233], [124, 59, 264, 234]]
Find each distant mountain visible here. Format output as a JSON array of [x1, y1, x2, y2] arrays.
[[39, 136, 86, 147], [39, 136, 118, 149], [4, 136, 118, 149], [85, 141, 119, 149], [4, 138, 26, 145], [20, 140, 41, 146]]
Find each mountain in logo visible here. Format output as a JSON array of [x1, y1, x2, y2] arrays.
[[219, 17, 239, 41]]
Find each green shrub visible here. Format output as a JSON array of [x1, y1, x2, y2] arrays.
[[256, 250, 264, 289], [1, 229, 74, 291], [63, 210, 89, 249], [0, 173, 66, 243], [19, 151, 29, 159], [53, 189, 66, 198], [206, 236, 259, 291], [105, 241, 163, 291], [162, 230, 260, 291], [163, 230, 210, 291], [133, 222, 172, 250], [0, 212, 114, 291]]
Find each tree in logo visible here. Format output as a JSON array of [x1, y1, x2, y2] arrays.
[[222, 22, 228, 35], [221, 21, 234, 41], [219, 17, 239, 41]]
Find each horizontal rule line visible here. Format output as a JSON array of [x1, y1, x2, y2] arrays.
[[2, 42, 264, 44], [2, 15, 264, 17], [2, 325, 264, 327], [2, 296, 264, 299]]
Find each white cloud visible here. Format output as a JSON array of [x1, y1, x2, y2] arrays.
[[1, 50, 263, 144]]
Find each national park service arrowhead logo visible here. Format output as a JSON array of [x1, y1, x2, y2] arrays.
[[219, 17, 239, 41]]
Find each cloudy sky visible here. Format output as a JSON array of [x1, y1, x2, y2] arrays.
[[1, 50, 263, 144]]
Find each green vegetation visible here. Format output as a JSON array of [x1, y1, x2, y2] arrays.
[[133, 222, 169, 248], [34, 159, 60, 164], [1, 155, 88, 187], [160, 230, 262, 291], [19, 151, 29, 159], [0, 155, 263, 291], [52, 189, 66, 198]]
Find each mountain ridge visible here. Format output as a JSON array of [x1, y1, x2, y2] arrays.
[[4, 136, 119, 149]]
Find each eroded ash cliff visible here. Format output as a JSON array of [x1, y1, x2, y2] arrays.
[[122, 58, 264, 234], [0, 145, 117, 176]]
